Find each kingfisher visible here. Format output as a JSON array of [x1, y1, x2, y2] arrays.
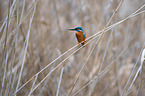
[[68, 27, 86, 45]]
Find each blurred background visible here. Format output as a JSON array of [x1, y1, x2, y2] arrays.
[[0, 0, 145, 96]]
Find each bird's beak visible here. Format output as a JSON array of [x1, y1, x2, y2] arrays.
[[68, 28, 76, 31]]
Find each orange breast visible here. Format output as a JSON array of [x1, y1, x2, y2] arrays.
[[76, 32, 85, 45]]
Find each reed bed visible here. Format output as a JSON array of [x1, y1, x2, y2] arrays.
[[0, 0, 145, 96]]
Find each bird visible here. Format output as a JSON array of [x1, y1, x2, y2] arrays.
[[68, 27, 86, 45]]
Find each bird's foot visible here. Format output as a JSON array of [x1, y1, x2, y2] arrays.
[[82, 45, 85, 47]]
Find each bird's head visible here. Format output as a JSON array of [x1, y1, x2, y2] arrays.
[[68, 27, 86, 38], [68, 27, 84, 32]]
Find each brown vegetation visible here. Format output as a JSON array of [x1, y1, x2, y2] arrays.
[[0, 0, 145, 96]]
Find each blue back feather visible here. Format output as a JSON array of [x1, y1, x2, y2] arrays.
[[84, 34, 86, 38]]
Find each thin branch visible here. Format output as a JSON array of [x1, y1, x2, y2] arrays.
[[56, 67, 64, 96], [121, 44, 145, 96], [14, 1, 37, 96]]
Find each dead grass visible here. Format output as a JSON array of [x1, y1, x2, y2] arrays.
[[0, 0, 145, 96]]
